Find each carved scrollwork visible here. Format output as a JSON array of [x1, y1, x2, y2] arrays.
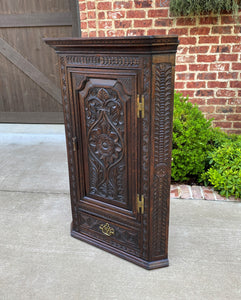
[[66, 55, 141, 68], [152, 63, 173, 258], [84, 87, 126, 203]]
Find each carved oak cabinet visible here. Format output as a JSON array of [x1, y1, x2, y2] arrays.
[[45, 36, 178, 270]]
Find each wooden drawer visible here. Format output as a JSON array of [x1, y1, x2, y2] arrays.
[[76, 211, 141, 257]]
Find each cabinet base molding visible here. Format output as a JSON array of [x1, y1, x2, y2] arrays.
[[71, 226, 169, 270]]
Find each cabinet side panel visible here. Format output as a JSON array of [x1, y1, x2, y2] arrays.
[[58, 56, 79, 227], [141, 56, 152, 260], [150, 62, 175, 260]]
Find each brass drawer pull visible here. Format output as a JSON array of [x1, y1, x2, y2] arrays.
[[99, 223, 115, 236]]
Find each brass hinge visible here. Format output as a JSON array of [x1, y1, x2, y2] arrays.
[[72, 137, 77, 151], [137, 94, 145, 118], [137, 194, 144, 215]]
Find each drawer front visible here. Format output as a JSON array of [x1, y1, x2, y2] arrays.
[[77, 211, 141, 257]]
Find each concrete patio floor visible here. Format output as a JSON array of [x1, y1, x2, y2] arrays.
[[0, 124, 241, 300]]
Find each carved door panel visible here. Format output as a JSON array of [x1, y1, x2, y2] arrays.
[[70, 69, 140, 219]]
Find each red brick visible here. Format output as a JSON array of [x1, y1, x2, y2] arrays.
[[177, 46, 188, 55], [199, 106, 215, 113], [199, 16, 218, 25], [126, 10, 146, 18], [81, 22, 87, 29], [97, 2, 112, 10], [210, 63, 230, 71], [81, 32, 88, 37], [89, 31, 97, 37], [221, 36, 241, 44], [189, 64, 208, 71], [134, 19, 152, 27], [135, 0, 152, 8], [176, 90, 195, 97], [114, 1, 132, 9], [79, 2, 86, 10], [98, 21, 112, 29], [202, 187, 215, 200], [228, 129, 241, 134], [179, 37, 196, 45], [218, 72, 238, 80], [168, 28, 188, 36], [191, 186, 204, 200], [232, 45, 241, 52], [170, 185, 179, 198], [155, 18, 173, 27], [147, 29, 166, 35], [179, 185, 192, 199], [88, 21, 96, 28], [233, 122, 241, 129], [227, 114, 241, 121], [176, 17, 196, 26], [190, 27, 210, 35], [148, 9, 168, 18], [114, 20, 132, 28], [80, 12, 87, 20], [221, 16, 241, 24], [127, 29, 145, 36], [206, 113, 225, 120], [210, 45, 231, 53], [176, 55, 195, 63], [87, 1, 95, 9], [212, 26, 232, 34], [175, 65, 187, 72], [98, 30, 105, 37], [98, 12, 105, 19], [197, 73, 216, 80], [108, 30, 125, 37], [199, 36, 219, 44], [156, 0, 170, 7], [216, 90, 236, 97], [208, 81, 227, 88], [189, 98, 206, 105], [176, 73, 195, 81], [234, 25, 241, 34], [175, 82, 185, 89], [187, 81, 206, 89], [197, 55, 217, 63], [107, 11, 125, 19], [232, 63, 241, 70], [230, 81, 241, 88], [239, 91, 241, 97], [189, 46, 209, 54], [88, 11, 96, 19], [196, 90, 214, 97], [237, 106, 241, 113], [227, 99, 241, 105], [207, 98, 227, 105], [219, 54, 238, 62], [213, 121, 232, 128]]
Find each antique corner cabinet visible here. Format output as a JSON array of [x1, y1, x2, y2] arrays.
[[45, 36, 179, 270]]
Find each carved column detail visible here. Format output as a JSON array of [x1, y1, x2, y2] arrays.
[[152, 63, 173, 258]]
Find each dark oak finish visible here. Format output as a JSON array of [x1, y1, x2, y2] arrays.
[[45, 36, 179, 269]]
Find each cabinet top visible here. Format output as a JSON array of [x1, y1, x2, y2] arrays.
[[44, 35, 179, 54]]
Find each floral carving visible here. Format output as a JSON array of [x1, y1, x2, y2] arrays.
[[84, 87, 126, 202]]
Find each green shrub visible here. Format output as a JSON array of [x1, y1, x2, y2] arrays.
[[171, 92, 213, 182], [202, 140, 241, 198], [170, 0, 241, 17]]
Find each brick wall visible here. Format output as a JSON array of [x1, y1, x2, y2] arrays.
[[79, 0, 241, 134]]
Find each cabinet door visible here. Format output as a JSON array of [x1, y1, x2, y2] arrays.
[[70, 69, 141, 221]]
